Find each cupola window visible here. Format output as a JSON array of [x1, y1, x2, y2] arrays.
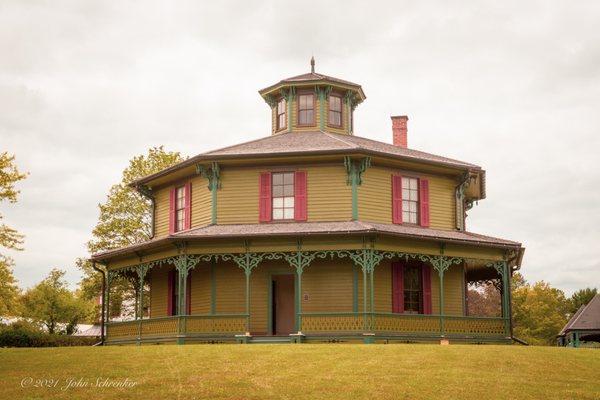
[[328, 94, 342, 127], [298, 93, 315, 125], [276, 98, 287, 130]]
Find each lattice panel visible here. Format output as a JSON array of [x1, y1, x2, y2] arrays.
[[445, 317, 505, 336], [302, 315, 363, 333], [186, 316, 246, 334], [372, 314, 440, 334], [107, 321, 138, 339], [141, 317, 178, 336]]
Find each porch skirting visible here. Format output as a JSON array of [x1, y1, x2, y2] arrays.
[[105, 313, 510, 345]]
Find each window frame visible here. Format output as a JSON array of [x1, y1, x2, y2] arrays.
[[271, 171, 295, 221], [327, 93, 343, 128], [174, 185, 186, 232], [402, 264, 423, 314], [401, 175, 420, 225], [276, 97, 287, 131], [297, 91, 316, 127]]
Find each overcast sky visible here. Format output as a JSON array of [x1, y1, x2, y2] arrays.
[[1, 1, 599, 294]]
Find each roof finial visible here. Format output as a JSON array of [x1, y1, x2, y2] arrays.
[[310, 56, 315, 73]]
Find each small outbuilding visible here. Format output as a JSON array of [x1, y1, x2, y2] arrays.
[[557, 294, 600, 347]]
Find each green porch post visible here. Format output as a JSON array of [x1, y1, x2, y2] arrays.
[[225, 252, 265, 335], [173, 255, 199, 344], [574, 331, 580, 348], [426, 255, 461, 338], [210, 259, 216, 315], [282, 249, 317, 335], [136, 264, 149, 344], [105, 270, 114, 325], [502, 261, 510, 337], [196, 162, 220, 225]]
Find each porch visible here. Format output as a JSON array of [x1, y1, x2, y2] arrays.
[[102, 247, 514, 344]]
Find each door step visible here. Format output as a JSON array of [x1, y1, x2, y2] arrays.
[[249, 335, 292, 344]]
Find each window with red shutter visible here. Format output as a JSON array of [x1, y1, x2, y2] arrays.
[[168, 188, 176, 234], [422, 264, 432, 314], [167, 270, 177, 316], [184, 182, 192, 230], [186, 272, 192, 315], [392, 262, 404, 313]]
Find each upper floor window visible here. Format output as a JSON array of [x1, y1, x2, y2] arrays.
[[272, 172, 295, 220], [175, 186, 186, 232], [298, 93, 314, 125], [402, 177, 419, 224], [276, 98, 286, 130], [328, 94, 342, 127]]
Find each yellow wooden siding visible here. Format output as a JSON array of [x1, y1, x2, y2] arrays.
[[358, 166, 456, 230], [214, 262, 245, 314], [189, 264, 211, 314], [191, 177, 211, 227], [154, 188, 170, 238], [306, 165, 352, 221], [302, 260, 354, 312], [217, 167, 260, 224], [149, 267, 169, 318]]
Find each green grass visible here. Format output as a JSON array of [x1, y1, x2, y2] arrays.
[[1, 344, 599, 400]]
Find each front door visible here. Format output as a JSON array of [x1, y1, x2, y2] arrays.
[[272, 274, 295, 335]]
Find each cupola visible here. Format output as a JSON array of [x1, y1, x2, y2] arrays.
[[259, 58, 366, 135]]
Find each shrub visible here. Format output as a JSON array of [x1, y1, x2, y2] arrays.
[[0, 323, 98, 347]]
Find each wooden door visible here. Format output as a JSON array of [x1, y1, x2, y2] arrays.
[[272, 274, 295, 335]]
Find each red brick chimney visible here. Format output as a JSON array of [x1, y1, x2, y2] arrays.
[[391, 115, 408, 148]]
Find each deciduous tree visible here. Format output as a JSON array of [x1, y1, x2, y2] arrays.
[[568, 287, 598, 315], [78, 147, 184, 319], [21, 269, 93, 334]]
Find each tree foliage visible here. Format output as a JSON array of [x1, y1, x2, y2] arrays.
[[0, 152, 28, 251], [512, 277, 569, 346], [0, 255, 20, 316], [467, 282, 501, 317], [568, 287, 598, 315], [78, 147, 183, 320], [21, 269, 93, 334]]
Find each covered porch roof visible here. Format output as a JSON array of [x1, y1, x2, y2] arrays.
[[91, 221, 524, 265]]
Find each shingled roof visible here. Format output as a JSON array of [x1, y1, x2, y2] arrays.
[[559, 294, 600, 335], [91, 221, 521, 261], [259, 71, 365, 99], [133, 131, 480, 186]]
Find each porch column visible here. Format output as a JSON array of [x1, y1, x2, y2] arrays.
[[136, 264, 149, 344], [227, 252, 265, 335], [105, 270, 114, 324], [173, 255, 199, 344], [428, 255, 461, 338], [282, 249, 316, 334], [501, 261, 510, 337]]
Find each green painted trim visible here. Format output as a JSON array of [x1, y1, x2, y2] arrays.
[[352, 265, 358, 313], [318, 88, 325, 130], [344, 157, 371, 221], [210, 259, 216, 315], [461, 263, 466, 316], [196, 162, 220, 225], [439, 269, 445, 336]]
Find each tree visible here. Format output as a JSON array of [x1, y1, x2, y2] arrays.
[[512, 278, 569, 345], [467, 282, 501, 317], [21, 269, 93, 334], [0, 255, 20, 316], [0, 153, 27, 316], [568, 287, 598, 315], [78, 147, 184, 320], [0, 152, 28, 251]]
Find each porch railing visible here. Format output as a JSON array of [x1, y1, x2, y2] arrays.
[[106, 314, 247, 342], [300, 312, 507, 338]]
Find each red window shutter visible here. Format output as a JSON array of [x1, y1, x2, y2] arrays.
[[168, 187, 176, 234], [167, 270, 175, 316], [422, 264, 432, 314], [294, 171, 307, 221], [419, 179, 430, 227], [391, 262, 404, 313], [392, 175, 403, 224], [184, 182, 192, 230], [186, 271, 192, 315], [259, 172, 272, 222]]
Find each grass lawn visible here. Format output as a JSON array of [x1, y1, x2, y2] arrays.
[[1, 344, 599, 400]]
